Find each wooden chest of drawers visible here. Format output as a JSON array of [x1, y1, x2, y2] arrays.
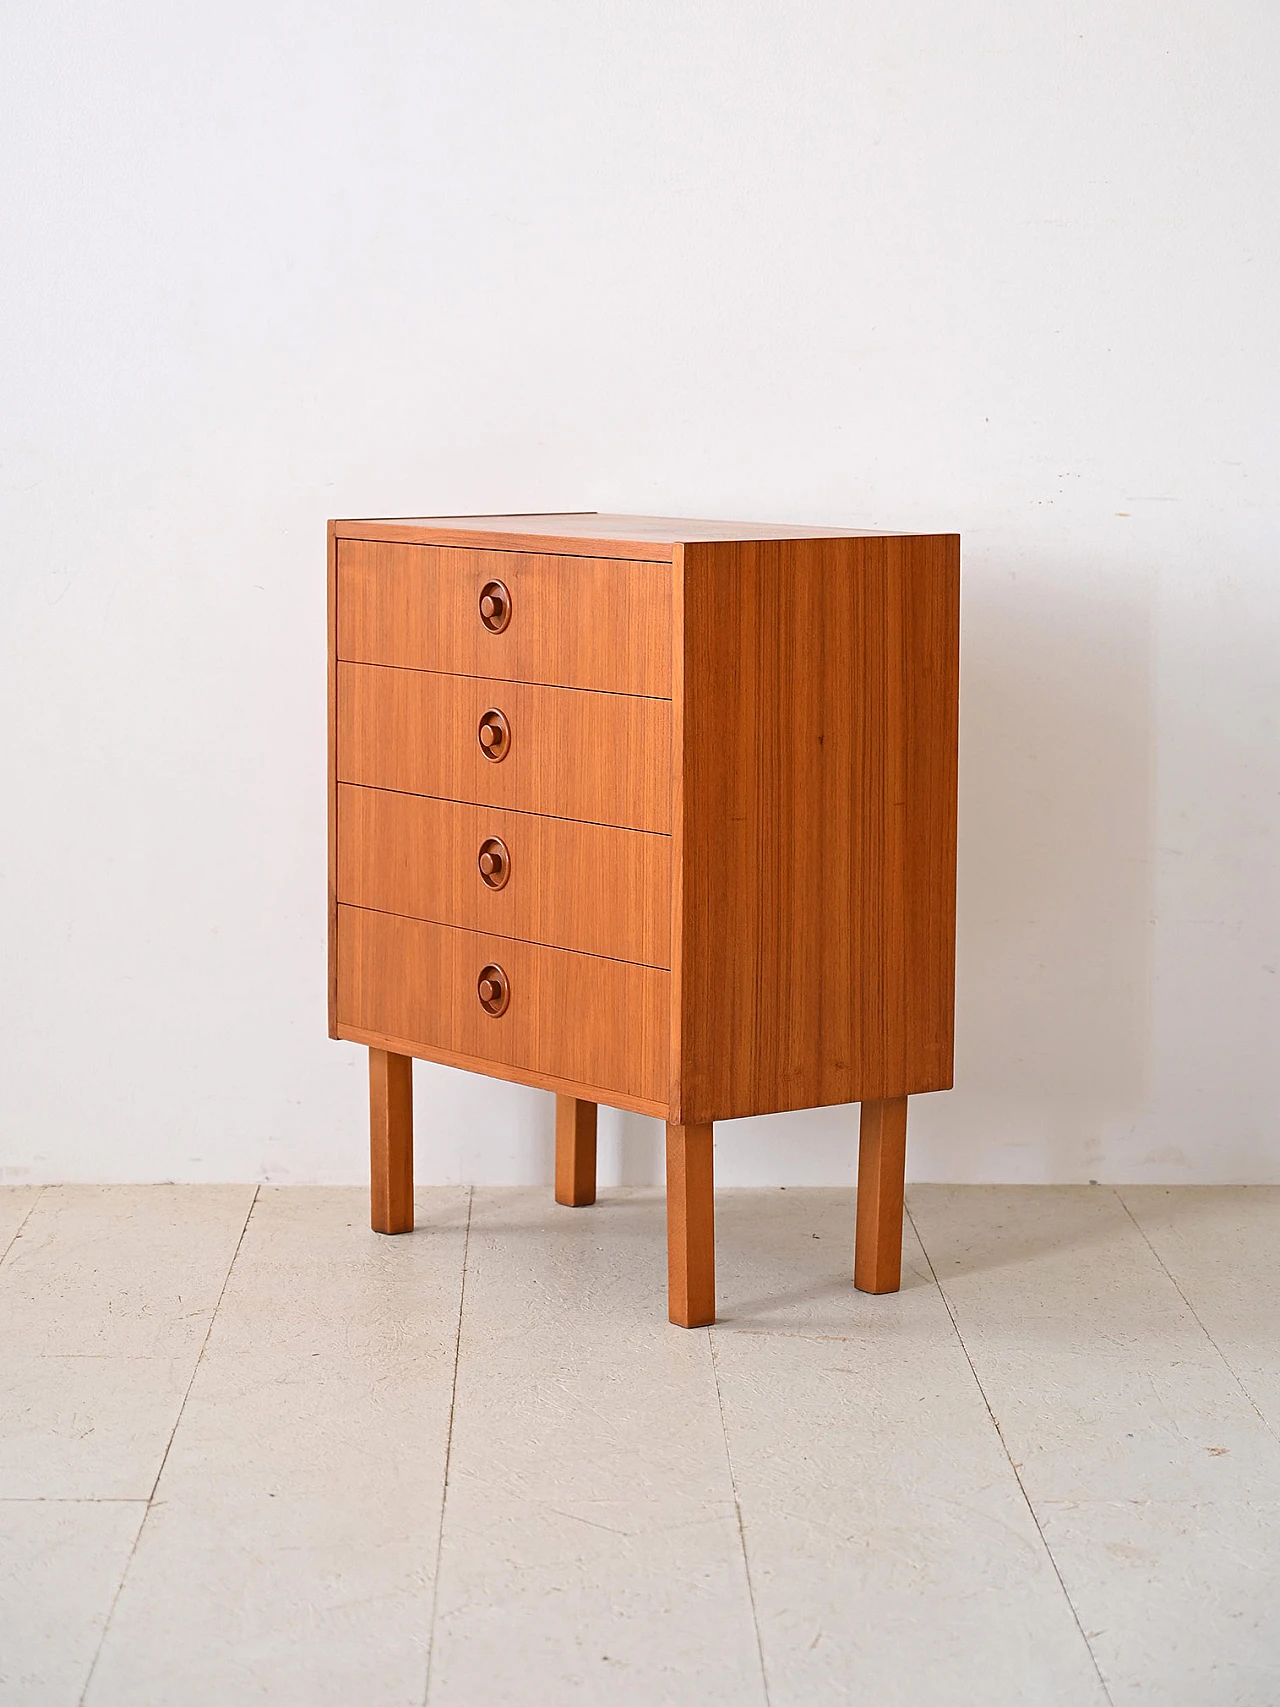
[[328, 512, 959, 1325]]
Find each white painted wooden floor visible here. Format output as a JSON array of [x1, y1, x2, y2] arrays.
[[1, 1184, 1277, 1706]]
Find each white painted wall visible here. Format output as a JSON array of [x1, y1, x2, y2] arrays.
[[2, 2, 1277, 1186]]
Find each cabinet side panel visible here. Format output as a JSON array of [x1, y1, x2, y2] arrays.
[[675, 536, 958, 1122]]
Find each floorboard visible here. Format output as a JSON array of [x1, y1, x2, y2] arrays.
[[84, 1188, 469, 1707], [713, 1188, 1107, 1706], [426, 1187, 764, 1707], [908, 1184, 1280, 1707], [1, 1183, 1278, 1706]]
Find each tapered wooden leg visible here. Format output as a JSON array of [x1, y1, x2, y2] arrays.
[[854, 1096, 908, 1293], [666, 1122, 715, 1327], [369, 1048, 413, 1235], [554, 1095, 597, 1206]]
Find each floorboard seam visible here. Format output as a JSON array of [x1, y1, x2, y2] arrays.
[[74, 1184, 260, 1707], [0, 1496, 150, 1504], [709, 1327, 772, 1707], [0, 1187, 44, 1270], [904, 1202, 1115, 1707], [1115, 1188, 1280, 1451], [422, 1184, 473, 1707]]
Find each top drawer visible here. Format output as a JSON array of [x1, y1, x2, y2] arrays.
[[336, 539, 671, 698]]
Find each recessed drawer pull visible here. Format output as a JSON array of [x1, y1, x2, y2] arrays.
[[477, 836, 510, 889], [478, 579, 511, 633], [477, 963, 510, 1016], [477, 708, 511, 761]]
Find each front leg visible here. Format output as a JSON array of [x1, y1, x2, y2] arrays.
[[854, 1096, 907, 1292], [369, 1048, 414, 1234], [666, 1122, 715, 1327]]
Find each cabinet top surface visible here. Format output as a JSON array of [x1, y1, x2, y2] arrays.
[[331, 512, 951, 559]]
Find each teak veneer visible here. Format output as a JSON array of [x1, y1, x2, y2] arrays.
[[328, 512, 960, 1326]]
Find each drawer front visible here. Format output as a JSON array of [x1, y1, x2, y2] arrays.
[[337, 538, 671, 697], [337, 663, 671, 834], [337, 785, 670, 968], [336, 905, 668, 1106]]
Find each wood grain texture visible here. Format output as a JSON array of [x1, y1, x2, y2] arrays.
[[854, 1096, 908, 1293], [329, 514, 959, 1225], [554, 1096, 597, 1207], [327, 524, 339, 1036], [666, 1123, 715, 1327], [666, 550, 688, 1115], [336, 905, 669, 1108], [337, 539, 671, 696], [672, 534, 960, 1124], [369, 1048, 413, 1235], [331, 513, 907, 560], [335, 1023, 666, 1118], [337, 663, 671, 835], [336, 785, 670, 968]]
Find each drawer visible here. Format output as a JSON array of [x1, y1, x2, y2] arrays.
[[336, 662, 671, 834], [337, 538, 671, 697], [337, 785, 670, 968], [336, 905, 669, 1107]]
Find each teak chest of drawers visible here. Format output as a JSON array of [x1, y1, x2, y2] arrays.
[[328, 512, 959, 1326]]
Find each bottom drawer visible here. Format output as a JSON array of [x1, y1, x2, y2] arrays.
[[335, 905, 669, 1108]]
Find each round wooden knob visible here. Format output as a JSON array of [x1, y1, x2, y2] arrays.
[[477, 963, 510, 1015], [478, 836, 510, 889], [477, 708, 510, 761], [478, 580, 511, 633]]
